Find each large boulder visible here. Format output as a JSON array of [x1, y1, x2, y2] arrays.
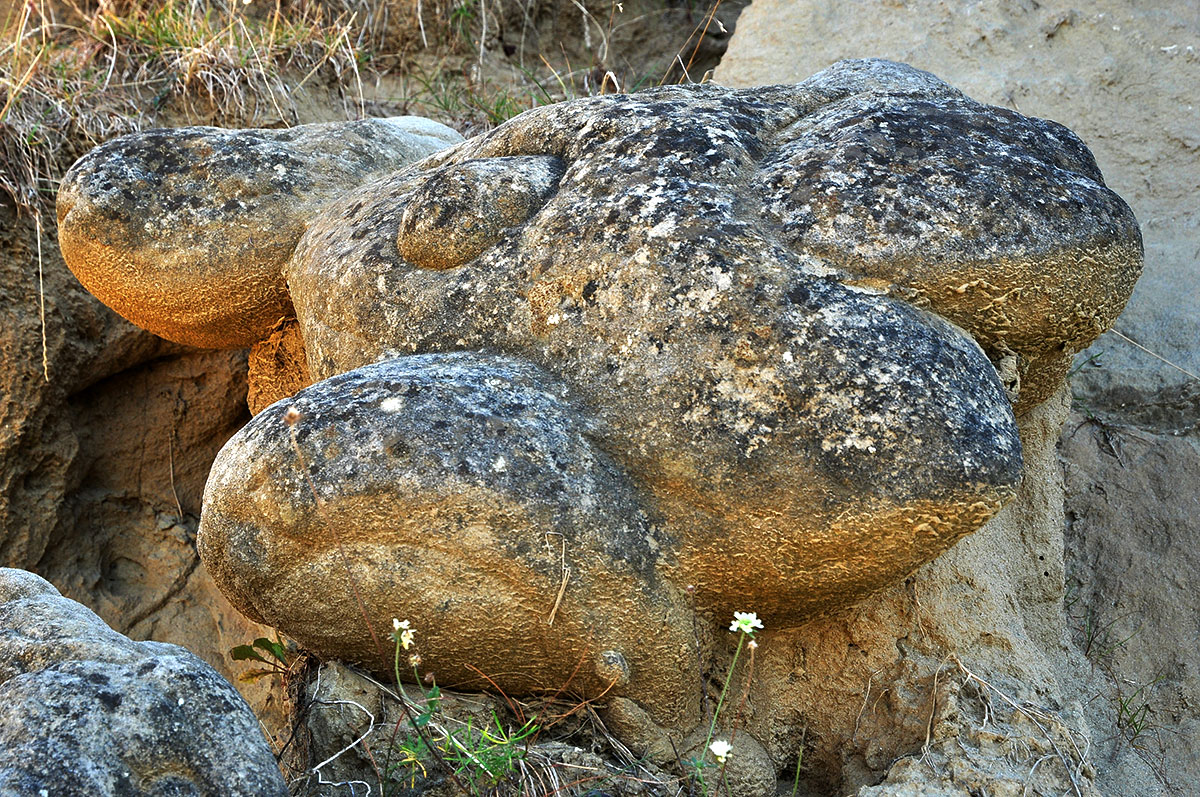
[[0, 567, 286, 796], [61, 59, 1144, 786], [195, 61, 1136, 729]]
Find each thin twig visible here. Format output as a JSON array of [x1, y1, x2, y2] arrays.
[[167, 433, 183, 520], [547, 537, 569, 625], [1110, 329, 1200, 382]]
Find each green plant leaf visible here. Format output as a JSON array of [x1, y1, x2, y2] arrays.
[[252, 637, 288, 664], [230, 644, 271, 664]]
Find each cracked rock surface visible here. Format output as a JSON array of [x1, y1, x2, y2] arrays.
[[0, 568, 286, 796]]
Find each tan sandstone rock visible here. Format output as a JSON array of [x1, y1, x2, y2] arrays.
[[192, 61, 1138, 734], [62, 59, 1144, 790]]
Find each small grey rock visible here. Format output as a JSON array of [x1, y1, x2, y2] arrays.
[[0, 568, 286, 796]]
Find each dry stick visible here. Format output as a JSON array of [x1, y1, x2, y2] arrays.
[[167, 433, 183, 521], [284, 413, 391, 790], [920, 658, 948, 763], [952, 655, 1083, 797], [540, 673, 623, 729], [1023, 754, 1056, 797], [547, 537, 569, 625], [682, 0, 722, 78], [34, 211, 48, 381], [852, 667, 885, 742], [657, 0, 718, 86], [477, 0, 487, 71], [306, 664, 389, 793], [1110, 328, 1200, 382], [673, 53, 691, 84], [339, 18, 365, 120], [536, 644, 594, 731], [235, 16, 286, 124], [0, 4, 44, 122]]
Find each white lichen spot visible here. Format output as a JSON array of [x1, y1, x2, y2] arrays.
[[492, 456, 508, 473], [380, 397, 404, 412], [647, 218, 677, 239]]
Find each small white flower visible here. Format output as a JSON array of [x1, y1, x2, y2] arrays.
[[392, 619, 416, 649], [730, 611, 763, 635], [709, 739, 732, 764]]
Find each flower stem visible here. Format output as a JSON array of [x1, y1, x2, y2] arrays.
[[703, 632, 745, 763]]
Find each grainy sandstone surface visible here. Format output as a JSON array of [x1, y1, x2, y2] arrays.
[[191, 61, 1141, 744], [53, 56, 1149, 793]]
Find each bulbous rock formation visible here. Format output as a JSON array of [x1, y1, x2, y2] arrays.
[[57, 116, 462, 349], [58, 60, 1141, 730], [0, 568, 286, 796]]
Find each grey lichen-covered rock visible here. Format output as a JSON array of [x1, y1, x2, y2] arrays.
[[57, 116, 461, 348], [62, 60, 1141, 737], [196, 60, 1140, 726], [0, 568, 286, 796]]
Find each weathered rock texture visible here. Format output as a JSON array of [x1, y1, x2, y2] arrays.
[[0, 567, 286, 796], [204, 353, 700, 720], [715, 6, 1197, 792], [58, 116, 461, 349], [714, 0, 1198, 404]]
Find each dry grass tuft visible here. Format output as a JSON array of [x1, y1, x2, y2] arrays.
[[1, 0, 738, 214], [0, 0, 380, 216]]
